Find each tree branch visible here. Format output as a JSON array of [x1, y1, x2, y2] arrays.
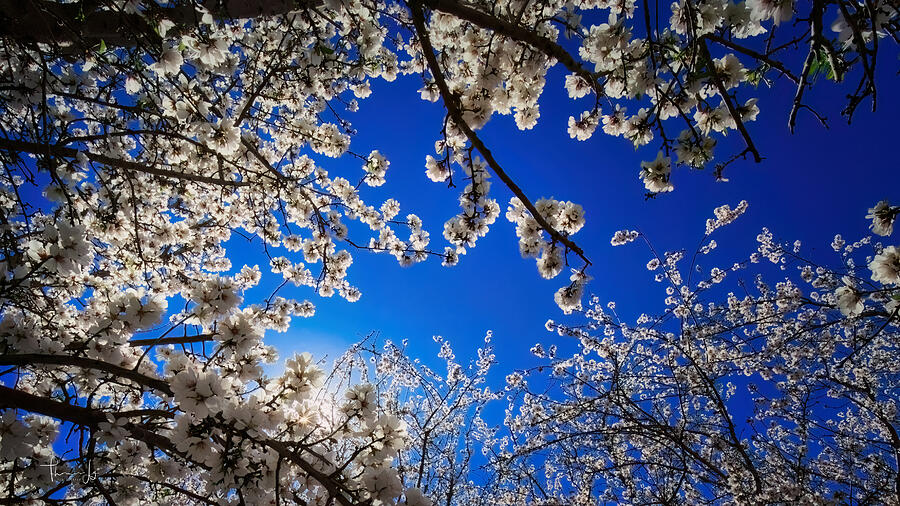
[[128, 334, 216, 347], [705, 34, 799, 84], [421, 0, 602, 93], [410, 1, 590, 266], [0, 0, 319, 49], [0, 384, 194, 463], [0, 353, 172, 396], [0, 137, 249, 187], [699, 39, 762, 162]]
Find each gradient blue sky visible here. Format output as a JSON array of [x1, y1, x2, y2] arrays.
[[249, 61, 900, 377]]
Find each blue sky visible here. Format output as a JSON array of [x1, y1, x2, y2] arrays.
[[253, 61, 900, 379]]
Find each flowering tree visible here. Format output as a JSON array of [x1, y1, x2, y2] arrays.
[[488, 201, 900, 504], [1, 0, 896, 302], [332, 333, 501, 506], [0, 0, 898, 503]]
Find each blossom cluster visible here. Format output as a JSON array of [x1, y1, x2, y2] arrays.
[[488, 201, 900, 503]]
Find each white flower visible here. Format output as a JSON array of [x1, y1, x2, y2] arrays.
[[554, 271, 589, 314], [610, 229, 639, 246], [172, 369, 224, 419], [537, 246, 564, 279], [197, 37, 229, 67], [363, 467, 403, 503], [158, 19, 176, 38], [282, 352, 325, 401], [866, 200, 897, 236], [204, 118, 241, 156], [639, 152, 673, 193], [567, 111, 599, 141], [0, 411, 30, 459], [371, 413, 408, 453], [835, 277, 864, 316], [564, 74, 592, 99], [363, 150, 389, 187], [442, 247, 459, 266], [424, 155, 450, 182], [124, 76, 141, 94], [402, 488, 433, 506], [124, 292, 167, 329], [747, 0, 794, 24], [97, 416, 128, 446], [559, 201, 586, 234], [602, 105, 627, 136], [870, 246, 900, 285], [344, 383, 376, 419], [155, 48, 184, 75], [514, 106, 539, 130]]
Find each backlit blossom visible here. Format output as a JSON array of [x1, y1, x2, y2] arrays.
[[870, 246, 900, 285]]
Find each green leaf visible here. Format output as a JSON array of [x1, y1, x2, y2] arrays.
[[98, 39, 107, 54], [748, 63, 773, 87], [809, 47, 838, 82]]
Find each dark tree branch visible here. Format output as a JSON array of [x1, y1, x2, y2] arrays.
[[0, 383, 108, 426], [698, 39, 762, 163], [0, 0, 318, 49], [0, 353, 173, 396], [705, 34, 799, 84], [0, 384, 195, 463], [128, 333, 217, 347], [410, 1, 591, 267], [421, 0, 602, 93], [0, 137, 249, 187]]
